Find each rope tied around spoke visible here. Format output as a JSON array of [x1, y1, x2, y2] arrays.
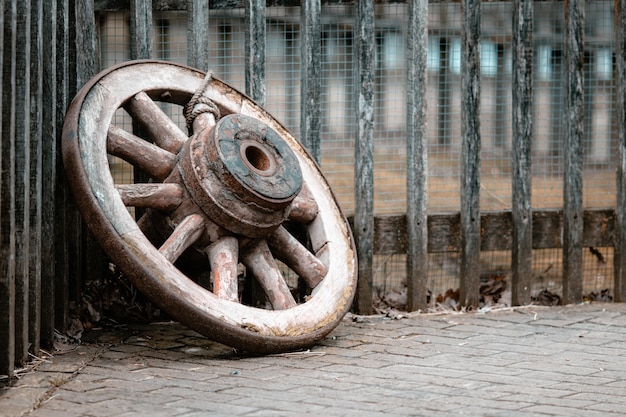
[[184, 70, 221, 132]]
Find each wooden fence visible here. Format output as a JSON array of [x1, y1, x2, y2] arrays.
[[1, 0, 626, 378]]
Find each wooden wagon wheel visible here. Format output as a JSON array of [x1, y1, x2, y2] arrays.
[[62, 60, 357, 353]]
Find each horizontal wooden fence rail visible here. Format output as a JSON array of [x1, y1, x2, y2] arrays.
[[351, 209, 615, 255], [1, 0, 624, 379]]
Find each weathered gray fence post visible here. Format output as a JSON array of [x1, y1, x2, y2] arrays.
[[65, 1, 83, 309], [300, 0, 322, 164], [15, 0, 32, 367], [406, 0, 429, 312], [511, 0, 533, 306], [129, 0, 153, 219], [75, 0, 102, 303], [459, 0, 482, 308], [245, 0, 266, 105], [1, 0, 18, 378], [615, 0, 626, 302], [40, 0, 58, 350], [28, 0, 44, 358], [53, 0, 71, 333], [562, 0, 584, 304], [130, 0, 152, 60], [75, 1, 98, 88], [187, 0, 210, 71], [354, 0, 375, 315]]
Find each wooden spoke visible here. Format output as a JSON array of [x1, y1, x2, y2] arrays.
[[116, 183, 184, 212], [206, 236, 239, 302], [240, 239, 297, 310], [124, 91, 188, 154], [107, 125, 177, 181], [158, 213, 205, 263], [267, 226, 328, 289], [287, 192, 319, 223]]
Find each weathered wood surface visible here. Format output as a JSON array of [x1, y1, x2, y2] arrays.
[[28, 0, 44, 358], [187, 0, 211, 71], [616, 0, 626, 302], [300, 0, 322, 164], [116, 183, 184, 211], [267, 225, 328, 289], [1, 0, 17, 378], [241, 239, 298, 310], [75, 0, 98, 87], [459, 0, 481, 308], [159, 213, 205, 262], [207, 236, 240, 302], [125, 92, 187, 153], [352, 209, 616, 256], [40, 0, 58, 351], [511, 0, 533, 305], [130, 0, 152, 59], [405, 0, 429, 312], [562, 0, 585, 304], [107, 125, 179, 181], [353, 0, 375, 315], [287, 186, 319, 223], [245, 0, 266, 105], [14, 0, 32, 367], [129, 0, 153, 218], [54, 0, 71, 335]]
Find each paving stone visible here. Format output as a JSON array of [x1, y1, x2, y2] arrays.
[[504, 392, 597, 409], [587, 401, 626, 414], [165, 397, 257, 414], [3, 304, 626, 416], [27, 408, 72, 417], [228, 395, 327, 413], [522, 404, 621, 417]]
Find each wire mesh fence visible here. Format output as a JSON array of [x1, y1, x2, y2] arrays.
[[94, 0, 617, 309]]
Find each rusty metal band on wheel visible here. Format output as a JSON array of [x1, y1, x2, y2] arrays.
[[180, 114, 303, 238]]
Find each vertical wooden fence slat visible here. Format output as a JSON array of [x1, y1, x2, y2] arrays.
[[562, 0, 584, 304], [74, 1, 106, 302], [300, 0, 321, 163], [187, 0, 210, 71], [40, 0, 58, 349], [130, 0, 153, 217], [28, 0, 44, 357], [459, 0, 481, 308], [245, 0, 265, 105], [65, 0, 81, 322], [1, 0, 17, 378], [354, 0, 375, 315], [406, 0, 429, 312], [54, 0, 70, 333], [615, 0, 626, 302], [14, 0, 31, 367], [75, 1, 98, 93], [131, 0, 153, 60], [511, 0, 533, 306]]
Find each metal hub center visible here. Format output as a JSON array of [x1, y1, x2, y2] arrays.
[[180, 114, 303, 237]]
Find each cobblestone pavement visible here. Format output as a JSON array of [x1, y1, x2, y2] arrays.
[[2, 303, 626, 416]]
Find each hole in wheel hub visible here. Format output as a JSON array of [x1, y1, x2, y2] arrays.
[[239, 137, 276, 177]]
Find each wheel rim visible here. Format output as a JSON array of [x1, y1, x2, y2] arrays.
[[62, 60, 357, 353]]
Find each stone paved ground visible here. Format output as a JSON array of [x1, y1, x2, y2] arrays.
[[2, 303, 626, 417]]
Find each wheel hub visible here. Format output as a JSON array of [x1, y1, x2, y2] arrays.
[[180, 114, 303, 238]]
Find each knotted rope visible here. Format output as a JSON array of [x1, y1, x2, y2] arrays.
[[184, 71, 221, 132]]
